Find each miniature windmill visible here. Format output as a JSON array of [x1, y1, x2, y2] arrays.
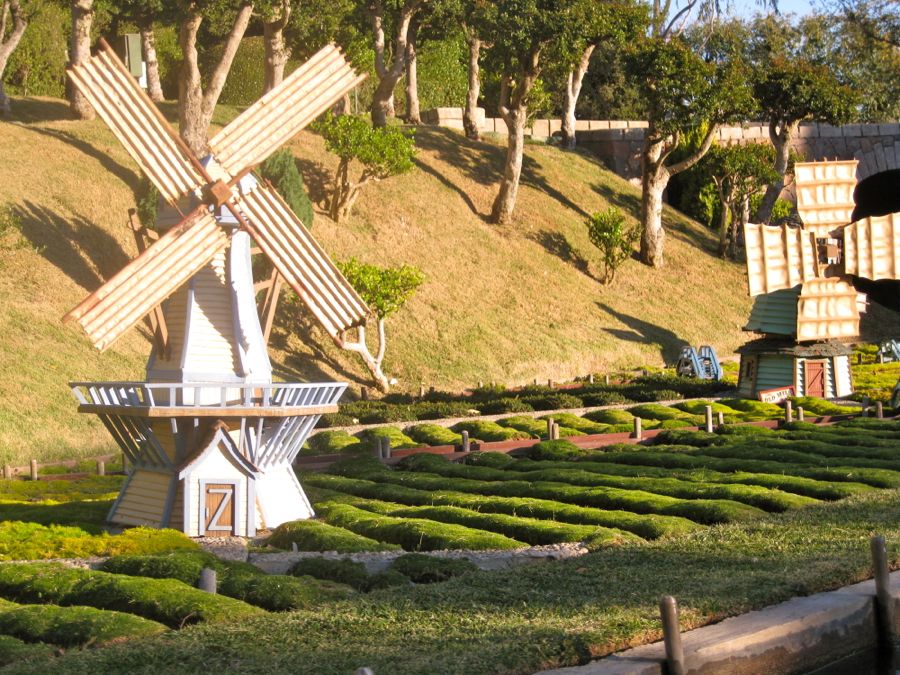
[[65, 40, 370, 537], [737, 159, 900, 401]]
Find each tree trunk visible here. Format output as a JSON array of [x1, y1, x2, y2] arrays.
[[715, 183, 729, 257], [640, 153, 669, 267], [756, 119, 797, 224], [140, 24, 164, 102], [490, 103, 527, 224], [178, 3, 252, 157], [263, 1, 291, 94], [342, 322, 391, 392], [560, 45, 594, 149], [0, 0, 28, 115], [69, 0, 94, 120], [404, 21, 420, 124], [369, 0, 420, 128], [463, 33, 481, 140]]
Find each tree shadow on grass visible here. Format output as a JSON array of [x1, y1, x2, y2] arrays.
[[415, 128, 590, 220], [8, 97, 77, 124], [293, 157, 333, 210], [596, 302, 684, 365], [12, 200, 133, 292], [528, 229, 599, 281], [270, 312, 362, 386]]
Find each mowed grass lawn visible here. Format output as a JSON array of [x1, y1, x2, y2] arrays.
[[0, 419, 897, 673]]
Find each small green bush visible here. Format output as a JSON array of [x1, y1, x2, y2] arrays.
[[450, 420, 531, 442], [356, 426, 418, 450], [0, 602, 167, 648], [410, 401, 478, 420], [580, 391, 629, 406], [0, 634, 55, 666], [522, 393, 584, 411], [463, 452, 517, 469], [265, 519, 400, 553], [304, 430, 367, 456], [540, 413, 610, 434], [404, 424, 463, 446], [364, 569, 411, 591], [789, 397, 859, 417], [389, 553, 477, 583], [479, 397, 535, 414], [259, 148, 314, 228], [585, 207, 640, 284], [718, 398, 783, 420], [584, 409, 635, 425], [651, 430, 726, 447], [218, 571, 353, 611], [314, 502, 524, 551], [673, 400, 743, 417], [628, 403, 700, 423], [717, 424, 776, 437], [289, 558, 370, 591], [525, 439, 589, 461], [496, 415, 551, 438]]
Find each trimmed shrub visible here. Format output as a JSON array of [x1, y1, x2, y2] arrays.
[[673, 400, 743, 417], [651, 430, 726, 447], [100, 551, 217, 586], [0, 634, 55, 666], [404, 424, 463, 446], [658, 419, 693, 429], [306, 430, 365, 455], [314, 502, 524, 551], [289, 558, 370, 591], [788, 397, 859, 416], [584, 409, 635, 425], [316, 412, 359, 428], [450, 421, 531, 442], [523, 393, 584, 411], [479, 397, 536, 414], [628, 403, 701, 423], [717, 398, 783, 420], [217, 570, 353, 611], [580, 391, 629, 406], [496, 415, 552, 438], [265, 519, 399, 553], [718, 424, 776, 437], [410, 401, 478, 420], [651, 389, 684, 401], [389, 553, 477, 584], [464, 452, 517, 469], [0, 564, 263, 628], [0, 603, 167, 648], [363, 569, 411, 591], [526, 439, 589, 461], [259, 149, 314, 228], [356, 426, 418, 450]]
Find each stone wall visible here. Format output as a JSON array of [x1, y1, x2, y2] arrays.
[[422, 107, 900, 185]]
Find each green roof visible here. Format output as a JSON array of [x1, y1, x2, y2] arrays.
[[744, 287, 800, 336]]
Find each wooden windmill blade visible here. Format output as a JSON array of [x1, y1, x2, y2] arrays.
[[67, 39, 209, 205], [796, 278, 865, 341], [208, 44, 367, 179], [842, 212, 900, 280], [743, 222, 821, 296], [234, 183, 370, 339], [64, 210, 229, 351], [794, 160, 858, 238]]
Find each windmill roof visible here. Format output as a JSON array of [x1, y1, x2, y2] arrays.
[[177, 421, 260, 479], [744, 288, 800, 336], [736, 337, 853, 357]]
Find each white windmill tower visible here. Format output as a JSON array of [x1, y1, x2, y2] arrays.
[[65, 40, 371, 537], [738, 159, 900, 401]]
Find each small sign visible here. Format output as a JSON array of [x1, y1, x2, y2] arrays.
[[758, 386, 794, 404]]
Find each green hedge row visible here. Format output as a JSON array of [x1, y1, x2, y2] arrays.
[[0, 633, 55, 667], [314, 502, 524, 551], [329, 459, 765, 525], [288, 553, 477, 590], [399, 451, 814, 513], [303, 472, 697, 540], [99, 551, 355, 612], [265, 519, 400, 553], [0, 597, 166, 649], [0, 563, 262, 628]]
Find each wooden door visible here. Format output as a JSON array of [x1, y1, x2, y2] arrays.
[[204, 483, 235, 536], [805, 361, 826, 398]]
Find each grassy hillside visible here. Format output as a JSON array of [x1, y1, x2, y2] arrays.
[[1, 96, 898, 465]]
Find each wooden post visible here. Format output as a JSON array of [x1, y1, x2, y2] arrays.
[[797, 407, 805, 422], [704, 406, 714, 433], [97, 460, 105, 476], [2, 465, 10, 480], [419, 385, 425, 398], [546, 418, 554, 438], [717, 412, 725, 428], [876, 401, 884, 419], [361, 387, 369, 401], [461, 430, 470, 453], [551, 422, 560, 441], [660, 595, 686, 675], [588, 374, 594, 384], [30, 460, 38, 481], [478, 381, 483, 389], [605, 374, 610, 386], [547, 379, 553, 388], [383, 438, 392, 459], [870, 535, 894, 651], [633, 417, 642, 441], [199, 568, 217, 594], [784, 400, 794, 424], [858, 353, 863, 365], [879, 351, 885, 364], [354, 668, 375, 675]]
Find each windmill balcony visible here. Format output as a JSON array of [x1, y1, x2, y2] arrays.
[[69, 381, 345, 418]]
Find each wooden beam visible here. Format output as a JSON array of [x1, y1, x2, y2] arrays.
[[128, 210, 170, 359], [76, 403, 339, 418], [259, 269, 284, 347]]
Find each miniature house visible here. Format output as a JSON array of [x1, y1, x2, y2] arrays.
[[738, 159, 900, 401]]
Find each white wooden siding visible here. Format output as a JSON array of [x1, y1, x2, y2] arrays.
[[183, 449, 248, 536]]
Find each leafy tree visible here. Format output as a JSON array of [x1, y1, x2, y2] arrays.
[[703, 143, 779, 258], [625, 34, 754, 267], [337, 258, 424, 392], [475, 0, 614, 224], [315, 112, 416, 222], [0, 0, 29, 115], [585, 207, 639, 284], [749, 14, 858, 223], [829, 0, 900, 48]]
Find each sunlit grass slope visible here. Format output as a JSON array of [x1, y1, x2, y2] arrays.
[[1, 96, 897, 465]]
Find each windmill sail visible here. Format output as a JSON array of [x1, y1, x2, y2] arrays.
[[842, 212, 900, 280], [743, 222, 820, 296], [67, 40, 208, 205], [794, 160, 857, 237]]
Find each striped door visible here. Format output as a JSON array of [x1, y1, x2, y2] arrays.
[[204, 484, 235, 536]]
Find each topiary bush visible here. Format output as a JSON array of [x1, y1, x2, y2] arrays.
[[0, 634, 55, 666], [585, 207, 640, 284], [583, 408, 635, 425], [463, 452, 517, 469], [450, 420, 531, 442], [288, 558, 370, 591], [389, 553, 477, 583], [479, 397, 535, 414], [526, 439, 589, 461], [265, 519, 400, 553], [410, 401, 478, 420], [540, 413, 610, 435], [651, 430, 726, 447], [404, 423, 463, 446], [580, 391, 629, 406], [522, 393, 584, 411], [355, 426, 418, 450], [303, 430, 368, 456]]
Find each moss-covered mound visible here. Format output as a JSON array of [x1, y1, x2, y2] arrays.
[[265, 519, 400, 553]]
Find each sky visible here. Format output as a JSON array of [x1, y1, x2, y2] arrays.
[[727, 0, 819, 18]]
